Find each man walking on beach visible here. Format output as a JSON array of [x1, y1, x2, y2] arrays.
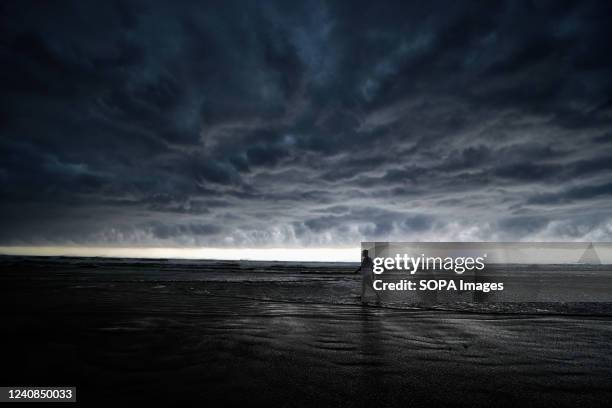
[[355, 249, 381, 305]]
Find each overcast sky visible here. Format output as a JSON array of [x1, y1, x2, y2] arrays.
[[1, 0, 612, 250]]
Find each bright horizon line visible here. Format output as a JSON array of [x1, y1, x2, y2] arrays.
[[0, 246, 361, 262]]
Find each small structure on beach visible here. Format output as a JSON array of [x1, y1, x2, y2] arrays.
[[578, 243, 601, 264]]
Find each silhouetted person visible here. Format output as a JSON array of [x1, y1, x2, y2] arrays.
[[355, 249, 381, 305]]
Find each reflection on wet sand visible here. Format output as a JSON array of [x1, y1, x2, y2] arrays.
[[1, 258, 612, 406]]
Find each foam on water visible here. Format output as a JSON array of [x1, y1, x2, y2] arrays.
[[2, 255, 612, 316]]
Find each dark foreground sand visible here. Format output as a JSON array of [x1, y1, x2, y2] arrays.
[[1, 258, 612, 406]]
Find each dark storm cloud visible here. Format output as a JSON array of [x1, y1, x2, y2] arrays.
[[1, 0, 612, 246], [528, 181, 612, 205]]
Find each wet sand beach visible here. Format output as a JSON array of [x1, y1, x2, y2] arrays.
[[1, 257, 612, 406]]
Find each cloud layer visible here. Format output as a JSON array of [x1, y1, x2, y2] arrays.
[[1, 0, 612, 247]]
